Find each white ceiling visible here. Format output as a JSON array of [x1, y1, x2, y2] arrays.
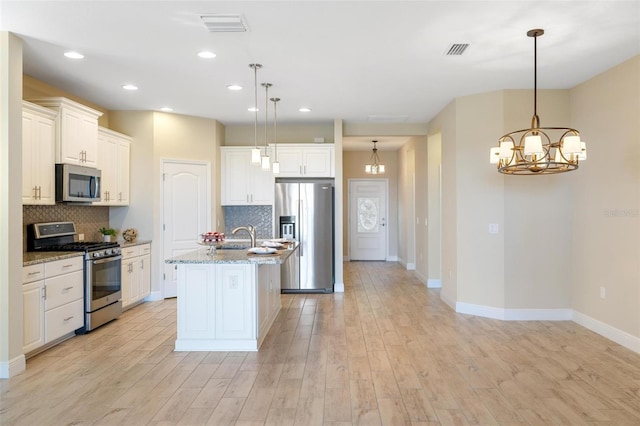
[[2, 1, 639, 141]]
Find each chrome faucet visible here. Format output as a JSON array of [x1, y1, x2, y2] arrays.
[[231, 225, 257, 248]]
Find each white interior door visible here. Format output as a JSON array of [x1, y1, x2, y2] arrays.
[[162, 160, 210, 298], [349, 179, 388, 261]]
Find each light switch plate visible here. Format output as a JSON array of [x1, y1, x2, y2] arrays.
[[488, 224, 499, 234]]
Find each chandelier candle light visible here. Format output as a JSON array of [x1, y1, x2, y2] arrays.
[[365, 140, 385, 174], [271, 97, 280, 174], [261, 83, 272, 170], [249, 64, 262, 165], [489, 29, 587, 175]]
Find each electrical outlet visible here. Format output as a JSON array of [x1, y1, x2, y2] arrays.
[[600, 287, 606, 299], [489, 223, 499, 234], [78, 233, 84, 241], [230, 276, 239, 290]]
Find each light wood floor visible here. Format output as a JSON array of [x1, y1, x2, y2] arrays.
[[2, 261, 640, 425]]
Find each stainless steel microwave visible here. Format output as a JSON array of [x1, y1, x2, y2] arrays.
[[55, 163, 101, 203]]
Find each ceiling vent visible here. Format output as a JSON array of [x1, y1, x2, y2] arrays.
[[446, 43, 469, 55], [201, 14, 247, 32]]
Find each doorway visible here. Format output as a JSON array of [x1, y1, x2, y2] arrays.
[[348, 179, 388, 261], [161, 160, 210, 298]]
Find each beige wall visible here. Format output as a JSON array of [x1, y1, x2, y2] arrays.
[[426, 133, 441, 284], [342, 150, 399, 259], [225, 123, 334, 145], [570, 56, 640, 337], [397, 143, 415, 266]]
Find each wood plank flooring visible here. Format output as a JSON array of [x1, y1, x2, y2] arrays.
[[2, 261, 640, 425]]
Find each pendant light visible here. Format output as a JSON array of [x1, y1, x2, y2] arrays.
[[489, 29, 587, 175], [261, 83, 272, 170], [365, 140, 385, 174], [249, 64, 262, 165], [270, 97, 281, 174]]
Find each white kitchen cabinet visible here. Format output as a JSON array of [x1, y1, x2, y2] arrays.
[[95, 127, 131, 206], [121, 243, 151, 309], [29, 97, 103, 167], [22, 101, 57, 205], [23, 256, 84, 355], [221, 147, 274, 205], [257, 264, 281, 345], [275, 144, 334, 177], [215, 264, 255, 340]]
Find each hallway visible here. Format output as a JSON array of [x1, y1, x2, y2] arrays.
[[2, 261, 640, 425]]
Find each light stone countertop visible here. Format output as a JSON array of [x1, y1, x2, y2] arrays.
[[119, 239, 152, 248], [165, 242, 298, 265], [23, 251, 84, 266]]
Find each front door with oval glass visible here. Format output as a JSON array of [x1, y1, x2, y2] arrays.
[[349, 179, 387, 260]]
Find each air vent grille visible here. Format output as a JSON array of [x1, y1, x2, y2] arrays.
[[201, 14, 247, 32], [446, 43, 469, 55]]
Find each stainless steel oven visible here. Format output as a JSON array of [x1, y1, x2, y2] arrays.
[[84, 250, 122, 331]]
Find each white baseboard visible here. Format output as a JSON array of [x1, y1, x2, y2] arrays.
[[455, 302, 573, 321], [146, 291, 164, 301], [0, 354, 25, 378], [427, 279, 441, 288], [405, 262, 416, 271], [334, 282, 345, 293], [573, 310, 640, 354], [387, 255, 398, 262]]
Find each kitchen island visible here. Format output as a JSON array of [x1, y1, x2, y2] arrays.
[[165, 243, 298, 351]]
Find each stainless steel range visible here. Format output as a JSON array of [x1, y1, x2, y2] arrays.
[[28, 222, 123, 332]]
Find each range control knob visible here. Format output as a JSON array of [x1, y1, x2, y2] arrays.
[[93, 252, 101, 258]]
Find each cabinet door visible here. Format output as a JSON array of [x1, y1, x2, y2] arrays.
[[80, 115, 98, 167], [139, 254, 151, 300], [275, 148, 303, 177], [59, 107, 83, 164], [23, 281, 45, 353], [177, 264, 216, 339], [45, 299, 84, 342], [121, 259, 137, 308], [95, 132, 117, 205], [215, 265, 255, 340], [22, 108, 56, 205], [302, 147, 333, 177], [257, 265, 270, 338], [221, 149, 251, 205], [44, 270, 84, 311], [116, 138, 130, 205], [250, 166, 275, 205]]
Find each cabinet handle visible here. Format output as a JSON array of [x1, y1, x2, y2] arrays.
[[62, 264, 74, 268], [38, 186, 41, 200], [246, 194, 249, 203], [119, 192, 122, 201], [43, 286, 47, 299], [28, 271, 41, 276], [33, 186, 37, 199], [299, 165, 302, 174], [304, 165, 307, 174], [63, 316, 74, 321], [63, 286, 74, 291], [140, 260, 144, 269]]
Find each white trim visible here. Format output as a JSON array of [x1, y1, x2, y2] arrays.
[[334, 282, 345, 293], [427, 279, 441, 288], [145, 291, 164, 301], [573, 310, 640, 355], [405, 262, 416, 271], [0, 354, 25, 378], [456, 302, 573, 321], [386, 255, 398, 262]]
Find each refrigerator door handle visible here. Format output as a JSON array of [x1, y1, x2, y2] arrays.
[[299, 199, 303, 256]]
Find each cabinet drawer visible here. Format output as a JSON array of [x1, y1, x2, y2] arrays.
[[139, 244, 151, 256], [45, 299, 84, 342], [45, 256, 83, 276], [23, 264, 45, 284], [121, 246, 140, 260], [45, 270, 84, 311]]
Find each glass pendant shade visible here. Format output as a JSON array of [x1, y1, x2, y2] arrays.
[[365, 140, 385, 175], [261, 153, 270, 170], [251, 147, 261, 164], [272, 161, 280, 174]]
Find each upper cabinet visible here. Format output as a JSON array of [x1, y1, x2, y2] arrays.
[[221, 147, 274, 206], [29, 97, 103, 167], [275, 144, 334, 177], [94, 127, 131, 206], [22, 101, 57, 205]]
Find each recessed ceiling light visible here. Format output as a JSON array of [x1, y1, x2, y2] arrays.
[[227, 85, 243, 91], [160, 107, 173, 112], [198, 51, 216, 59], [299, 107, 311, 112], [122, 84, 138, 91], [248, 107, 259, 112], [64, 51, 84, 59]]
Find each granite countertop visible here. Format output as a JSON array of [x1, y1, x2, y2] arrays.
[[23, 251, 84, 266], [166, 242, 298, 265], [119, 239, 152, 248]]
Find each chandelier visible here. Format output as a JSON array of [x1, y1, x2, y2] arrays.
[[365, 140, 385, 174], [261, 82, 272, 170], [489, 29, 587, 175], [270, 97, 280, 174]]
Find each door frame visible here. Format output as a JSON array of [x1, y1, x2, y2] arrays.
[[347, 178, 389, 261], [159, 158, 211, 299]]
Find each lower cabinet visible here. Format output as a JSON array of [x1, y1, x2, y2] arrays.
[[175, 262, 281, 351], [22, 256, 84, 355], [121, 243, 151, 309]]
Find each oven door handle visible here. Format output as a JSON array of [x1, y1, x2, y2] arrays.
[[92, 255, 122, 265]]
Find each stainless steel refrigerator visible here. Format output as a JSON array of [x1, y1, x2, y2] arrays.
[[275, 178, 334, 293]]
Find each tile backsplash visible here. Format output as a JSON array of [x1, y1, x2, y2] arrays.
[[23, 204, 109, 251], [223, 205, 273, 239]]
